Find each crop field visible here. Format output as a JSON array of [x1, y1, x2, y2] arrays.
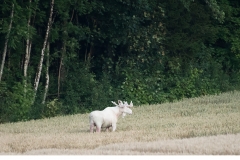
[[0, 91, 240, 155]]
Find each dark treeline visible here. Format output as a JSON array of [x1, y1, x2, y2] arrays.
[[0, 0, 240, 123]]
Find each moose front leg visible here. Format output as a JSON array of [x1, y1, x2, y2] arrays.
[[112, 123, 117, 132], [96, 126, 101, 132]]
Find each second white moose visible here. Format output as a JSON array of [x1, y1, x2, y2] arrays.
[[89, 100, 133, 133]]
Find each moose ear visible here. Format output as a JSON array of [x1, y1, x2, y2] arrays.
[[118, 100, 123, 105], [129, 101, 133, 107]]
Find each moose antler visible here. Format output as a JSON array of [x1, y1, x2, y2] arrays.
[[111, 101, 118, 106]]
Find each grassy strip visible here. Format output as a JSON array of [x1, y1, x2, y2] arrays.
[[0, 91, 240, 154]]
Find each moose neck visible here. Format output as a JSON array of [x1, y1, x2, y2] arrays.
[[112, 106, 123, 119]]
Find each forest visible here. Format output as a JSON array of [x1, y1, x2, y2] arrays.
[[0, 0, 240, 123]]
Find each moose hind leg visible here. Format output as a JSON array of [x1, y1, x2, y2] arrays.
[[90, 122, 95, 133]]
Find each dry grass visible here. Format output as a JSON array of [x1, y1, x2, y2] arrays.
[[22, 133, 240, 155], [0, 91, 240, 155]]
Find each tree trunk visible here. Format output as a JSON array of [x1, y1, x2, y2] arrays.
[[25, 0, 37, 79], [85, 43, 94, 63], [24, 0, 33, 94], [42, 42, 50, 104], [58, 44, 65, 98], [33, 0, 54, 100], [58, 13, 73, 98], [0, 4, 14, 82], [24, 22, 32, 78]]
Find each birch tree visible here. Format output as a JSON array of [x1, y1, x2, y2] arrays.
[[33, 0, 54, 101], [0, 3, 14, 82], [42, 42, 50, 104], [24, 0, 37, 82]]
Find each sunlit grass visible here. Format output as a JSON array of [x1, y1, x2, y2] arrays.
[[0, 91, 240, 154]]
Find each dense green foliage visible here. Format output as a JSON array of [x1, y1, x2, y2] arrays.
[[0, 0, 240, 123]]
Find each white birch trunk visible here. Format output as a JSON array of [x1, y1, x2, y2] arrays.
[[24, 0, 32, 94], [33, 0, 54, 99], [42, 42, 50, 104], [24, 0, 38, 79], [0, 4, 14, 82], [24, 25, 31, 78]]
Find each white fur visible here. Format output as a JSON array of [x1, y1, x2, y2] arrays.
[[89, 100, 133, 132]]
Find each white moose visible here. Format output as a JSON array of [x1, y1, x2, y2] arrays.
[[89, 100, 133, 133]]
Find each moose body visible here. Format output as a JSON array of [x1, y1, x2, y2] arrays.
[[89, 100, 133, 132]]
